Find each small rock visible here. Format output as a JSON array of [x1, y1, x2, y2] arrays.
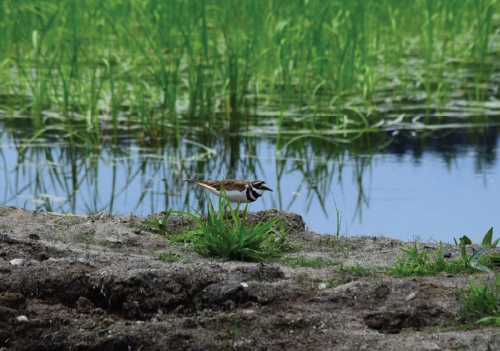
[[406, 292, 417, 301], [91, 308, 106, 316], [76, 296, 95, 314], [242, 309, 255, 315], [26, 259, 40, 266], [16, 315, 28, 322], [202, 282, 247, 306], [100, 318, 114, 328], [222, 300, 236, 311], [48, 257, 61, 262], [318, 283, 327, 290], [240, 282, 249, 288], [9, 259, 25, 266], [234, 340, 250, 349], [443, 251, 452, 258], [419, 341, 440, 350]]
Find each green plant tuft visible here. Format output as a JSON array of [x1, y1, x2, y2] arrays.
[[386, 241, 490, 277], [154, 251, 180, 262], [460, 269, 500, 324], [141, 210, 172, 235], [166, 191, 285, 261]]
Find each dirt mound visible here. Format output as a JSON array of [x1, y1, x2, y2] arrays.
[[0, 206, 499, 350]]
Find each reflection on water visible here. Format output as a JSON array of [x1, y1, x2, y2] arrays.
[[0, 127, 498, 243]]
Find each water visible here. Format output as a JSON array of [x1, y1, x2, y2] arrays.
[[1, 127, 498, 243]]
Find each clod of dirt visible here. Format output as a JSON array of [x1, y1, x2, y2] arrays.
[[0, 293, 26, 310], [250, 208, 306, 232], [364, 308, 444, 334], [232, 263, 285, 282], [76, 296, 95, 314]]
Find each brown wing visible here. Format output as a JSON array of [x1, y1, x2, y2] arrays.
[[184, 179, 248, 191]]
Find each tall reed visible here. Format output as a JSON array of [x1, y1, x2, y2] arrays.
[[0, 0, 498, 140]]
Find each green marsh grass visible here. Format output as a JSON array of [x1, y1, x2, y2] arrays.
[[1, 0, 499, 145]]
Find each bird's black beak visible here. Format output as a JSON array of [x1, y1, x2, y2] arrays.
[[263, 186, 273, 192]]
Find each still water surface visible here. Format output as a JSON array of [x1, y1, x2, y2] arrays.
[[1, 128, 498, 243]]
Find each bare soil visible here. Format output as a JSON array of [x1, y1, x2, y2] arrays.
[[0, 206, 499, 350]]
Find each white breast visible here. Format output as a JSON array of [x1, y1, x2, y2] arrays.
[[224, 189, 252, 203]]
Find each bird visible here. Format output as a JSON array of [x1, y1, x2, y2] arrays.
[[183, 179, 273, 204]]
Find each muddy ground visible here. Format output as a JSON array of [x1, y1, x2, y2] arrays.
[[0, 206, 499, 350]]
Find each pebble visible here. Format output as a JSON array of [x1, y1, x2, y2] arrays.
[[16, 315, 28, 322], [443, 251, 452, 258], [26, 259, 40, 266], [233, 340, 250, 348], [318, 283, 327, 290], [9, 259, 25, 266], [240, 282, 249, 288], [406, 292, 417, 301]]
